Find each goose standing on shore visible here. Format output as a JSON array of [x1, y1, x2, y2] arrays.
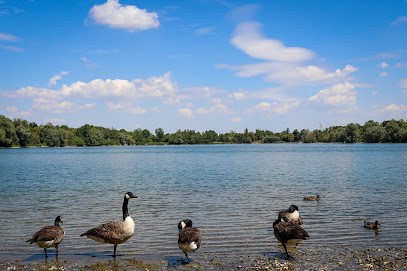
[[26, 216, 65, 258], [273, 216, 309, 259], [178, 219, 202, 262], [81, 192, 137, 257], [278, 205, 303, 225]]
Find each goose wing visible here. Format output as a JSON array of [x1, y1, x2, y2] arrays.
[[179, 227, 202, 248], [81, 221, 128, 240], [275, 221, 309, 241], [28, 226, 64, 243]]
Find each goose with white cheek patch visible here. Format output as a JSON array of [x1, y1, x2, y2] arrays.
[[273, 216, 309, 259], [26, 216, 65, 258], [278, 205, 303, 225], [178, 219, 202, 262], [81, 192, 137, 257]]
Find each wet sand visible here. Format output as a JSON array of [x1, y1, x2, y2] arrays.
[[1, 247, 406, 270]]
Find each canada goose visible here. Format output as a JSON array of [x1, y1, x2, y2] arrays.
[[273, 216, 309, 259], [26, 216, 65, 258], [80, 192, 137, 257], [364, 220, 381, 229], [278, 205, 303, 225], [303, 195, 321, 201], [178, 219, 202, 262]]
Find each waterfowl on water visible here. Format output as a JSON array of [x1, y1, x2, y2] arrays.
[[80, 192, 137, 257], [273, 216, 309, 259], [303, 195, 321, 201], [178, 219, 202, 262], [364, 220, 381, 229], [26, 216, 65, 258], [278, 205, 303, 225]]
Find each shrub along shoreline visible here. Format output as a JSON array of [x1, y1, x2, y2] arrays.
[[1, 115, 407, 148]]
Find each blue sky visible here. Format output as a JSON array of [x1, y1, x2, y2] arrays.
[[1, 0, 407, 133]]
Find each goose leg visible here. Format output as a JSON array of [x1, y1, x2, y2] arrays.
[[283, 243, 290, 259], [184, 251, 190, 262], [113, 245, 117, 257], [55, 245, 59, 257], [44, 248, 48, 258]]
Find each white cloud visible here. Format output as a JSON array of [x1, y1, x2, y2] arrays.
[[107, 102, 146, 114], [6, 106, 32, 116], [126, 107, 147, 114], [232, 117, 242, 122], [0, 33, 19, 41], [308, 82, 357, 108], [32, 98, 95, 114], [196, 104, 233, 115], [395, 60, 407, 68], [230, 21, 314, 62], [382, 104, 407, 113], [9, 72, 176, 100], [379, 72, 388, 77], [218, 62, 357, 85], [391, 16, 407, 26], [378, 62, 389, 68], [49, 71, 69, 87], [247, 101, 299, 114], [87, 0, 159, 32], [399, 78, 407, 92], [232, 92, 246, 100], [371, 91, 379, 96], [178, 108, 194, 118]]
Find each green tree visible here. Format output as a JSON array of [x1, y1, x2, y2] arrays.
[[344, 123, 360, 143], [364, 126, 386, 143], [88, 127, 104, 146], [40, 123, 60, 147], [13, 118, 31, 147], [0, 115, 18, 147], [155, 128, 165, 142]]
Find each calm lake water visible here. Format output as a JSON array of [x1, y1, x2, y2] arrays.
[[0, 144, 406, 265]]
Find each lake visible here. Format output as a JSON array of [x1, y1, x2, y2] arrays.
[[0, 144, 406, 268]]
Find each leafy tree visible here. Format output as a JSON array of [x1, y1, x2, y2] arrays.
[[40, 123, 60, 147], [344, 123, 360, 143], [155, 128, 165, 142], [0, 115, 18, 147], [88, 127, 104, 146], [13, 118, 31, 146], [364, 126, 386, 143]]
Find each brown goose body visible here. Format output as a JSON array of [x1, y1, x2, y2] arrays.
[[278, 205, 303, 225], [364, 220, 380, 229], [26, 216, 65, 258], [81, 192, 137, 257], [303, 195, 321, 201], [178, 219, 202, 262], [273, 217, 309, 258]]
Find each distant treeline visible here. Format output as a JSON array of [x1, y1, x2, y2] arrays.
[[1, 115, 407, 147]]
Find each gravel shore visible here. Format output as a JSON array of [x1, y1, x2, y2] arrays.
[[1, 247, 406, 271]]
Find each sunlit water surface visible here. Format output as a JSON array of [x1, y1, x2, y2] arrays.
[[0, 144, 406, 264]]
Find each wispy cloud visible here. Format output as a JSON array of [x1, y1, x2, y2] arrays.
[[391, 16, 407, 26], [87, 0, 159, 32], [195, 26, 216, 35], [0, 44, 23, 52], [0, 33, 19, 42]]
